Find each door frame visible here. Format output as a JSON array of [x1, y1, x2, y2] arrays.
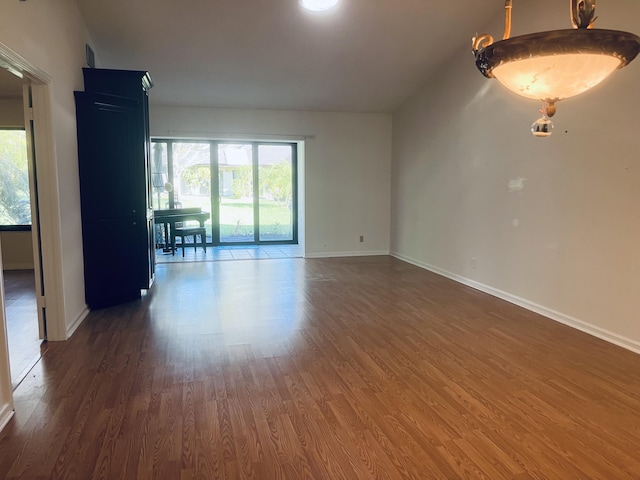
[[23, 84, 47, 340], [0, 42, 65, 428]]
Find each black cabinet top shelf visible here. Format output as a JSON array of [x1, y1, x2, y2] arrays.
[[82, 68, 153, 97]]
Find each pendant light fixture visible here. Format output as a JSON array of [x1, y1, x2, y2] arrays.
[[299, 0, 339, 12], [472, 0, 640, 136]]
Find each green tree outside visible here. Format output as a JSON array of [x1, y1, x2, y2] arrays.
[[0, 130, 31, 225], [260, 161, 292, 206], [181, 165, 211, 195]]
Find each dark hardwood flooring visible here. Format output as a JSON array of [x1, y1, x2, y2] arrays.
[[1, 256, 640, 479], [2, 270, 45, 389]]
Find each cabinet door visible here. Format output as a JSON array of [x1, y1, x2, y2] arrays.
[[76, 93, 146, 221], [82, 218, 142, 309], [75, 92, 150, 308]]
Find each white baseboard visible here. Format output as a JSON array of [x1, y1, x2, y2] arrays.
[[305, 250, 389, 259], [65, 306, 90, 339], [0, 402, 14, 432], [391, 251, 640, 356]]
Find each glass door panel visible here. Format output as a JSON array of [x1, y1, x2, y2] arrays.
[[258, 145, 294, 242], [218, 144, 254, 243], [172, 142, 212, 241], [150, 141, 170, 250], [150, 141, 169, 210]]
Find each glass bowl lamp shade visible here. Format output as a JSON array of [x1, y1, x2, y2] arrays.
[[472, 1, 640, 135], [475, 29, 640, 105], [299, 0, 339, 11]]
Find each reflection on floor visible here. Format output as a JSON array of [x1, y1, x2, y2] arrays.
[[3, 269, 45, 389], [156, 244, 303, 264]]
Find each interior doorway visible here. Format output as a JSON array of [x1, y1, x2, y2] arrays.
[[0, 42, 64, 426], [0, 68, 45, 389]]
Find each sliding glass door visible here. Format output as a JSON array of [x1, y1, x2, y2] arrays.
[[258, 144, 294, 242], [151, 139, 297, 247], [218, 144, 254, 243]]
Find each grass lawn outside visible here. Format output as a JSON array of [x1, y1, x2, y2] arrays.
[[178, 195, 293, 242]]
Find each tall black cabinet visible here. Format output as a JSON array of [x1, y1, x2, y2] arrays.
[[75, 68, 155, 309]]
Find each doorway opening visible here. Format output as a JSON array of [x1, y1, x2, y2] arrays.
[[0, 70, 45, 389], [0, 42, 63, 426]]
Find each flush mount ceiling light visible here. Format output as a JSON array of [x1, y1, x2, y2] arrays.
[[299, 0, 339, 12], [472, 0, 640, 137]]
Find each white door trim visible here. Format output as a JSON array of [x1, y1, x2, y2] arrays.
[[0, 41, 66, 429], [0, 237, 14, 428], [27, 81, 66, 341]]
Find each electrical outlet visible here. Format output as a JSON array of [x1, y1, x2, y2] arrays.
[[359, 235, 364, 243], [471, 257, 477, 269]]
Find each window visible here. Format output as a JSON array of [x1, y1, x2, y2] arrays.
[[0, 129, 31, 229]]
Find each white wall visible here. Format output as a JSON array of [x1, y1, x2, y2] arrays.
[[0, 232, 33, 270], [391, 0, 640, 351], [0, 98, 23, 126], [0, 0, 92, 337], [150, 106, 392, 257]]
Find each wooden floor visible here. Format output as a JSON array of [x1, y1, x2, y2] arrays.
[[1, 256, 640, 479], [2, 270, 45, 389]]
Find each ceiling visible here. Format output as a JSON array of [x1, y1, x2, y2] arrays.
[[75, 0, 499, 113]]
